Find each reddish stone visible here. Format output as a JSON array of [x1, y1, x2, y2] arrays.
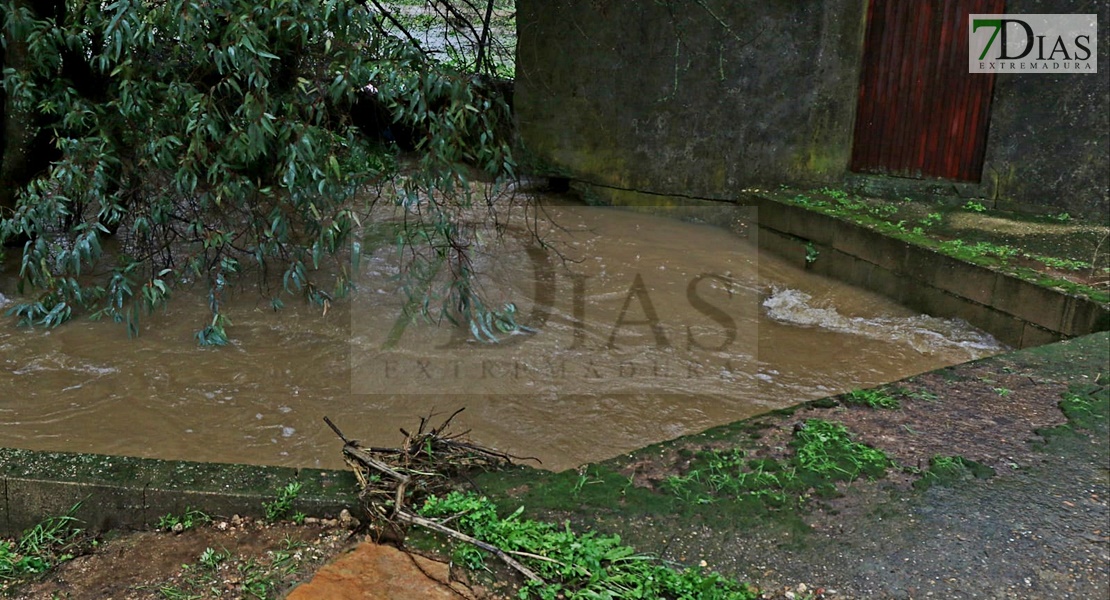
[[286, 542, 477, 599]]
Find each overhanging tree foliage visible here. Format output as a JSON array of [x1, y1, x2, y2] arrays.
[[0, 0, 517, 343]]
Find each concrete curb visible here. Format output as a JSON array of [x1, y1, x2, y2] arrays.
[[572, 182, 1109, 348], [0, 448, 358, 536]]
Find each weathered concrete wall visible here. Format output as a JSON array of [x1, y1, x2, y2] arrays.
[[744, 194, 1110, 347], [980, 1, 1109, 221], [0, 448, 357, 536], [516, 0, 867, 195], [594, 190, 1110, 347], [517, 0, 1109, 221]]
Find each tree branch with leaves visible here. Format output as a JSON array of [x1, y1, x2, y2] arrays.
[[0, 0, 520, 344]]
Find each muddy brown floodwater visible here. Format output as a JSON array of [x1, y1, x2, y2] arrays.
[[0, 201, 1005, 472]]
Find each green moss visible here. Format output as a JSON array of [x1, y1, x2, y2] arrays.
[[768, 188, 1109, 305], [660, 419, 891, 512], [843, 387, 900, 409], [912, 455, 995, 491], [1034, 382, 1109, 448]]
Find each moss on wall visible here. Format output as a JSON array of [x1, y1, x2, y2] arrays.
[[517, 0, 1108, 221], [978, 1, 1109, 222], [516, 0, 867, 199]]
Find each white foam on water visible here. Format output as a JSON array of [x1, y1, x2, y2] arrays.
[[762, 287, 1006, 359]]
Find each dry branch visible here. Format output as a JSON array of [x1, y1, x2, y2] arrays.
[[395, 509, 545, 584], [326, 411, 546, 586]]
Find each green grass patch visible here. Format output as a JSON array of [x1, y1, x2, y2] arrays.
[[1034, 383, 1110, 448], [1, 505, 84, 590], [773, 188, 1109, 304], [418, 491, 758, 599], [843, 388, 900, 409], [664, 419, 891, 510], [913, 455, 996, 491]]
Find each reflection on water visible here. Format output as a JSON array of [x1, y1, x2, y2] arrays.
[[0, 202, 1005, 472]]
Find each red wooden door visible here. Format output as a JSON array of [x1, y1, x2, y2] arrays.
[[850, 0, 1003, 182]]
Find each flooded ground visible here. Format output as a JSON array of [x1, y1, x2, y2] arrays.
[[0, 200, 1004, 472]]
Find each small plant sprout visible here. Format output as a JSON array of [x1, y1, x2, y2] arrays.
[[920, 212, 943, 227], [199, 547, 230, 570], [805, 242, 819, 265], [158, 508, 211, 533], [264, 481, 303, 522], [963, 200, 988, 212]]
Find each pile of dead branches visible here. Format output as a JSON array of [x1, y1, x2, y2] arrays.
[[325, 409, 547, 582], [324, 409, 530, 523]]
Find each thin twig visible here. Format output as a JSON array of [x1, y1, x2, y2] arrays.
[[396, 510, 546, 584]]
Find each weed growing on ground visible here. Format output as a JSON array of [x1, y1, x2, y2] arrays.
[[913, 455, 995, 491], [143, 537, 312, 600], [844, 388, 901, 409], [157, 508, 211, 532], [664, 419, 891, 509], [792, 419, 890, 484], [418, 491, 758, 599], [570, 467, 604, 498], [263, 481, 303, 522], [0, 505, 84, 589], [920, 212, 943, 227], [198, 547, 230, 570]]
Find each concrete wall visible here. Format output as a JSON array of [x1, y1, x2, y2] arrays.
[[516, 0, 1109, 222], [980, 1, 1109, 220], [0, 448, 357, 536], [744, 194, 1110, 347], [515, 0, 867, 196]]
